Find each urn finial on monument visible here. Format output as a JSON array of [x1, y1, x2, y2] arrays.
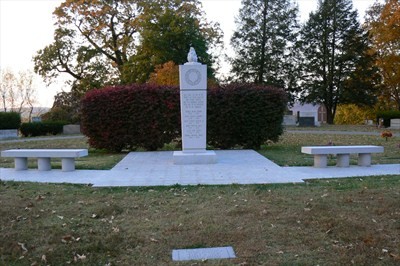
[[186, 47, 200, 65]]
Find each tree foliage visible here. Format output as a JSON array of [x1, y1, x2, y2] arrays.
[[41, 89, 83, 123], [148, 61, 179, 86], [124, 0, 222, 83], [298, 0, 376, 124], [365, 0, 400, 110], [230, 0, 300, 97], [34, 0, 139, 92], [334, 104, 375, 125], [33, 0, 222, 94]]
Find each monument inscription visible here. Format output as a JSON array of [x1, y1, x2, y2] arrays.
[[182, 91, 206, 140]]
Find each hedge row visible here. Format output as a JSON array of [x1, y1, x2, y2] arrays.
[[208, 84, 286, 149], [20, 122, 66, 137], [0, 112, 21, 129], [81, 84, 180, 151], [376, 110, 400, 127], [81, 83, 287, 151]]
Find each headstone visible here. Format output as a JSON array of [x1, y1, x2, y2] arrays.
[[298, 117, 315, 127], [32, 117, 42, 123], [283, 115, 296, 126], [0, 129, 18, 140], [63, 124, 81, 134], [390, 119, 400, 129], [173, 47, 216, 164]]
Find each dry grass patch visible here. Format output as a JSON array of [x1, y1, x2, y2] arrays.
[[1, 176, 399, 265]]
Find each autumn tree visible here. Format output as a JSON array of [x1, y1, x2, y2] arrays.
[[34, 0, 140, 93], [125, 0, 223, 83], [365, 0, 400, 110], [34, 0, 222, 96], [148, 61, 179, 86], [230, 0, 300, 96], [298, 0, 377, 124]]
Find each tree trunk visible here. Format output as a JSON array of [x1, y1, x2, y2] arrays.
[[326, 108, 335, 124], [257, 0, 269, 84]]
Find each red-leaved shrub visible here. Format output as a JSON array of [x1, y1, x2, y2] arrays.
[[81, 84, 180, 151], [208, 83, 287, 149], [81, 83, 286, 151]]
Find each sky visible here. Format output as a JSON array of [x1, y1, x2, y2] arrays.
[[0, 0, 377, 107]]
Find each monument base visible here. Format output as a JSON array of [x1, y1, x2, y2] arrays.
[[173, 150, 217, 165]]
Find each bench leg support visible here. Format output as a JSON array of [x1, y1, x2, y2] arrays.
[[358, 153, 371, 167], [15, 158, 28, 170], [38, 158, 51, 171], [337, 154, 350, 167], [314, 155, 328, 168], [62, 158, 75, 172]]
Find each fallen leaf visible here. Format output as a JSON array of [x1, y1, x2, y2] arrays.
[[18, 242, 28, 253], [35, 195, 45, 201], [390, 253, 400, 260], [61, 235, 74, 243], [150, 238, 159, 243]]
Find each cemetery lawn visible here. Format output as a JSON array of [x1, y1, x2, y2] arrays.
[[1, 176, 399, 265], [1, 127, 399, 169], [1, 127, 400, 265], [260, 132, 400, 166]]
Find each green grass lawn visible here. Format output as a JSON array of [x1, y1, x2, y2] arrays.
[[260, 132, 400, 166], [1, 125, 399, 169], [1, 177, 399, 265], [0, 126, 399, 265]]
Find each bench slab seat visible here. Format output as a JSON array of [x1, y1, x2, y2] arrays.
[[1, 149, 88, 172], [301, 145, 384, 168]]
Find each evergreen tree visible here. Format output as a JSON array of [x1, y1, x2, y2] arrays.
[[230, 0, 300, 95], [299, 0, 377, 124]]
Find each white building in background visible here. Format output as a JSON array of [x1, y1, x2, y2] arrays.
[[284, 102, 327, 127]]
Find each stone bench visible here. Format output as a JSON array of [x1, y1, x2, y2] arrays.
[[1, 149, 88, 172], [301, 145, 384, 168]]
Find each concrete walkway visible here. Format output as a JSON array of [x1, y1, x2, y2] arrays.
[[1, 150, 399, 187]]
